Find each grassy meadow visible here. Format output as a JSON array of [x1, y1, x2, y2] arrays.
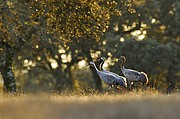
[[0, 91, 180, 119]]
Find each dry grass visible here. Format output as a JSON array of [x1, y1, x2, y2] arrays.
[[0, 91, 180, 119]]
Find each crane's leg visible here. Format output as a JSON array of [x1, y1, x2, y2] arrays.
[[132, 82, 139, 92], [108, 85, 112, 90], [142, 83, 148, 91], [113, 85, 118, 95], [127, 80, 132, 91], [126, 79, 131, 91], [121, 86, 127, 94], [107, 85, 112, 94]]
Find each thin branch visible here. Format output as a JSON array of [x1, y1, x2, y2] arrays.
[[0, 40, 12, 49], [115, 20, 142, 35]]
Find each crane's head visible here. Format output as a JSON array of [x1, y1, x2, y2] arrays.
[[89, 61, 95, 67], [97, 57, 106, 62], [86, 61, 94, 67], [119, 56, 126, 62]]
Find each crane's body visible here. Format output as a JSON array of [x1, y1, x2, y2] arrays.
[[119, 56, 149, 88], [90, 61, 127, 89], [98, 57, 127, 87]]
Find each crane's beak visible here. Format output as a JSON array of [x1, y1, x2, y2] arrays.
[[86, 62, 91, 67], [86, 64, 90, 67], [118, 57, 123, 61], [96, 59, 100, 61]]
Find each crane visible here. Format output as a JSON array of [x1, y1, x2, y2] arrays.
[[119, 56, 149, 89], [97, 57, 127, 81], [89, 61, 127, 90], [97, 57, 113, 74]]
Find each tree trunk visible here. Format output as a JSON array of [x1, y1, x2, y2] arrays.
[[85, 51, 102, 91], [0, 47, 16, 93], [89, 66, 102, 91], [72, 38, 102, 91]]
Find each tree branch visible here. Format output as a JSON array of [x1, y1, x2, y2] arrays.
[[115, 20, 142, 35], [0, 40, 12, 49]]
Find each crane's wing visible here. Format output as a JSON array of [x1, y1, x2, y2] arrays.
[[102, 70, 127, 87], [102, 70, 121, 77], [124, 69, 141, 81], [100, 74, 114, 85]]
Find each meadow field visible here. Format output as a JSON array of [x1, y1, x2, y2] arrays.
[[0, 91, 180, 119]]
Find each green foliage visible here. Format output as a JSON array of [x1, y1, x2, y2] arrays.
[[104, 39, 179, 91], [46, 0, 110, 40]]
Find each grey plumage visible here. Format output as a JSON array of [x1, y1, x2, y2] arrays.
[[90, 61, 127, 89], [98, 57, 127, 81], [119, 56, 149, 88]]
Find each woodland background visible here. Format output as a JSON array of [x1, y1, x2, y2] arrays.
[[0, 0, 179, 93]]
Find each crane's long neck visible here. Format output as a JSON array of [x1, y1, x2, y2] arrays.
[[100, 60, 104, 71], [121, 60, 125, 73], [92, 63, 100, 74]]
